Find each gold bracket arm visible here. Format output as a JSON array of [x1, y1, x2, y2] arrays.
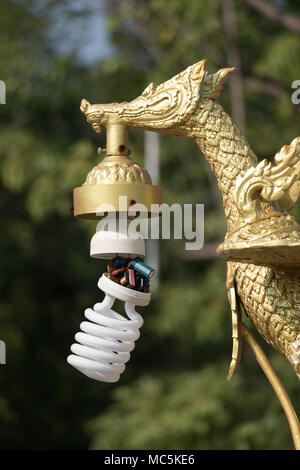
[[227, 286, 243, 381], [106, 121, 129, 157], [226, 262, 242, 381], [241, 322, 300, 450]]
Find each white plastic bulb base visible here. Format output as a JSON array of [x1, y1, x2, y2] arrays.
[[90, 218, 145, 259], [67, 274, 151, 382]]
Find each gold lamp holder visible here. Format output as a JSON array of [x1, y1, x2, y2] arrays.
[[73, 61, 300, 448], [73, 120, 162, 219]]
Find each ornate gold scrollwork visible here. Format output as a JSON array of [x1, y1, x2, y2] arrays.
[[234, 137, 300, 223]]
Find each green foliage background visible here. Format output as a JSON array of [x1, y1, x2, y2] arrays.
[[0, 0, 299, 450]]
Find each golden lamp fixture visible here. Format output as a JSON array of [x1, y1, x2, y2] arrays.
[[71, 60, 300, 448], [73, 120, 162, 219]]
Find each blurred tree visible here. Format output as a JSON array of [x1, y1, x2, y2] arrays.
[[0, 0, 299, 450]]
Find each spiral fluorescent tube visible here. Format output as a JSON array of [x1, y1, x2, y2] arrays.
[[67, 220, 152, 382], [67, 294, 143, 382], [67, 270, 151, 382]]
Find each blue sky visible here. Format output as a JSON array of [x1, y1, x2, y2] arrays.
[[48, 1, 115, 65]]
